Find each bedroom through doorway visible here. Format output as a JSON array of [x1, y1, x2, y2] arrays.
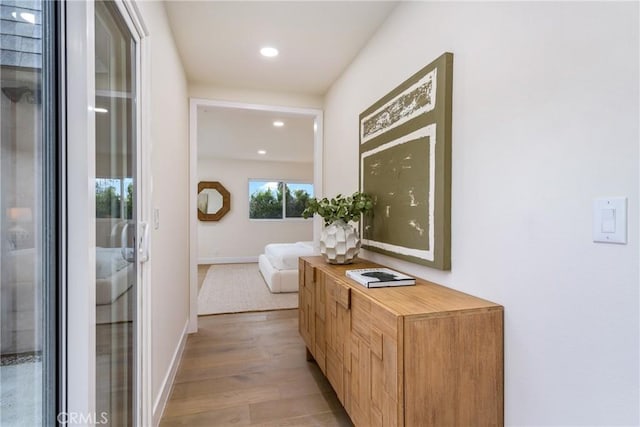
[[189, 99, 323, 326]]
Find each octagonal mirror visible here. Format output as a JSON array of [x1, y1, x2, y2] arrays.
[[197, 181, 230, 221]]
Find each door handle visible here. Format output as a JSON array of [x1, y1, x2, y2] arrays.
[[120, 222, 135, 262], [138, 221, 150, 263]]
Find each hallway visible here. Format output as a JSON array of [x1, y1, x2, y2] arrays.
[[160, 310, 352, 426]]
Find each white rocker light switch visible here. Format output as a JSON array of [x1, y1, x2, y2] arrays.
[[593, 198, 627, 244]]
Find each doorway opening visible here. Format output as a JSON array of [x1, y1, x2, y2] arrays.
[[188, 99, 323, 331]]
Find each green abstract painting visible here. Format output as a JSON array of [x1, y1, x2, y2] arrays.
[[359, 53, 453, 270]]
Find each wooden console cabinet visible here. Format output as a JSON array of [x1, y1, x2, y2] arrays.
[[298, 256, 504, 427]]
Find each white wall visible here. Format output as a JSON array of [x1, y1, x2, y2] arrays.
[[189, 83, 323, 110], [324, 2, 639, 426], [135, 1, 190, 422], [197, 157, 313, 262]]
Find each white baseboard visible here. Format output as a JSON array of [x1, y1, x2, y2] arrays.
[[152, 319, 188, 426], [198, 256, 258, 264]]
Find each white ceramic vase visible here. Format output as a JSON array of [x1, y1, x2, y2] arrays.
[[320, 219, 361, 264]]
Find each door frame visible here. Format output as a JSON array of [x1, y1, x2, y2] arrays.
[[64, 0, 152, 425], [187, 98, 324, 332], [119, 2, 152, 424]]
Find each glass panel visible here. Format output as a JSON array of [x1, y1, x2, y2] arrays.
[[249, 180, 283, 219], [95, 1, 136, 425], [249, 180, 314, 219], [0, 0, 56, 425], [285, 183, 313, 218]]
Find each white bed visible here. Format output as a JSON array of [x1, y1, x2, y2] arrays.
[[259, 241, 319, 293]]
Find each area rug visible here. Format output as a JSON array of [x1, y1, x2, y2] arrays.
[[198, 263, 298, 315]]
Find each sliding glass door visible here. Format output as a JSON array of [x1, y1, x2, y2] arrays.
[[0, 0, 59, 424], [66, 0, 146, 425], [0, 1, 147, 424], [94, 1, 138, 425]]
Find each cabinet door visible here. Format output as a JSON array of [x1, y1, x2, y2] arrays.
[[298, 259, 315, 353], [403, 310, 504, 426], [325, 275, 351, 405], [348, 291, 403, 427]]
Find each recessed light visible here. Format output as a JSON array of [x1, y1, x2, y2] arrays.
[[273, 121, 284, 127], [260, 47, 279, 58], [257, 150, 267, 155]]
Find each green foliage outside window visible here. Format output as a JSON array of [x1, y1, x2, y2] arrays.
[[125, 182, 133, 219], [96, 183, 121, 218], [249, 183, 283, 219], [249, 181, 313, 219], [286, 187, 311, 218], [95, 179, 133, 219]]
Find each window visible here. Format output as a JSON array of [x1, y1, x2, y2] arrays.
[[95, 177, 133, 219], [249, 180, 314, 219]]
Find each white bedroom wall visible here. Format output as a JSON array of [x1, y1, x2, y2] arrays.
[[135, 1, 190, 422], [197, 157, 313, 262], [189, 83, 323, 110], [324, 2, 639, 426]]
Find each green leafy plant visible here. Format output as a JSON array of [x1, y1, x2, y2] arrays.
[[302, 191, 373, 226]]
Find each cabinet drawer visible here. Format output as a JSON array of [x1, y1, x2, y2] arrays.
[[304, 262, 315, 288], [331, 279, 351, 310], [298, 259, 315, 354]]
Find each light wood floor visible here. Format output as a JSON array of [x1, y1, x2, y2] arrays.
[[160, 310, 353, 426]]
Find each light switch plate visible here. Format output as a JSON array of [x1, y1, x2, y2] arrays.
[[593, 197, 627, 244]]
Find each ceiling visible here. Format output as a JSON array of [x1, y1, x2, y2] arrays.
[[164, 0, 398, 95], [197, 106, 315, 163], [168, 1, 398, 163]]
